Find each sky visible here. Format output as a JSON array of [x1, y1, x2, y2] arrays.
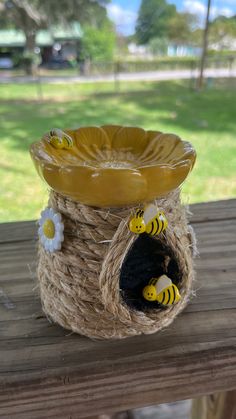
[[106, 0, 236, 36]]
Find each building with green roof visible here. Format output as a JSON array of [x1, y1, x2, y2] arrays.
[[0, 23, 83, 67]]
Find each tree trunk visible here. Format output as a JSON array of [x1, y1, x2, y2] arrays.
[[197, 0, 211, 90], [24, 31, 37, 76]]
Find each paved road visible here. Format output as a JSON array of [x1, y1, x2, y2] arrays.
[[0, 67, 235, 84]]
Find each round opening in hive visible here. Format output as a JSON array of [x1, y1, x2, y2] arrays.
[[120, 234, 182, 311]]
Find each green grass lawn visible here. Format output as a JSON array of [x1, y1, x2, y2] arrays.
[[0, 79, 236, 222]]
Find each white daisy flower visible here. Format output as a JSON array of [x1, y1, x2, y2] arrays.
[[38, 207, 64, 253]]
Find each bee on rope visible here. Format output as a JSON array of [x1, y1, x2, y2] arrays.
[[142, 275, 181, 306], [129, 204, 168, 236]]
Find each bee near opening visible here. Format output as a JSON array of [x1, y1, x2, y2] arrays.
[[32, 124, 196, 339], [120, 234, 183, 312], [36, 189, 196, 339]]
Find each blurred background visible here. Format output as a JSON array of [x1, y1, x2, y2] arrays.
[[0, 0, 236, 222]]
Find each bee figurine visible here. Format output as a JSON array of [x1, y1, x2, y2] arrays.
[[129, 204, 168, 236], [44, 128, 74, 150], [142, 275, 181, 306]]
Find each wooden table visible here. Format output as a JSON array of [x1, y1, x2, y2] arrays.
[[0, 199, 236, 419]]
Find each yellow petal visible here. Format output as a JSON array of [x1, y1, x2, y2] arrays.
[[101, 125, 122, 141], [30, 126, 196, 207], [112, 126, 148, 153], [140, 161, 192, 199], [74, 126, 111, 149], [146, 130, 163, 141]]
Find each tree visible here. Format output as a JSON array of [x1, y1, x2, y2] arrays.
[[190, 28, 204, 48], [0, 0, 110, 73], [168, 12, 197, 44], [149, 37, 168, 55], [209, 16, 236, 50], [81, 21, 115, 62], [135, 0, 176, 44]]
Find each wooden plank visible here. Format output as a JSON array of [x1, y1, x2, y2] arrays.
[[0, 220, 37, 244], [0, 345, 235, 419], [189, 198, 236, 223], [0, 199, 235, 245], [0, 199, 236, 418], [191, 391, 236, 419], [1, 219, 235, 315]]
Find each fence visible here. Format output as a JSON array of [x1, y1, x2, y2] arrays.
[[88, 56, 235, 76], [1, 54, 235, 77], [0, 54, 235, 100]]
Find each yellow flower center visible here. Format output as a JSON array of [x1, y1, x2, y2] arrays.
[[90, 150, 138, 169], [43, 218, 55, 239]]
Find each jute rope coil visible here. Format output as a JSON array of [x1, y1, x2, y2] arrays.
[[38, 189, 196, 339]]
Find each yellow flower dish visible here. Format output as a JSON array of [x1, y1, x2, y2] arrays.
[[30, 125, 196, 207]]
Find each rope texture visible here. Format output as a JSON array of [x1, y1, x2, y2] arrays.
[[37, 189, 196, 339]]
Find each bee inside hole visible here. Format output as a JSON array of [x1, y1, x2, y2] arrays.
[[120, 234, 182, 311]]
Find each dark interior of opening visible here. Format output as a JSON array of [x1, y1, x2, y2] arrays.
[[120, 233, 182, 311]]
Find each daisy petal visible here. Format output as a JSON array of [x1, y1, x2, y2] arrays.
[[48, 242, 54, 252], [53, 213, 61, 223], [54, 242, 61, 251], [44, 240, 49, 251], [57, 223, 64, 233], [38, 207, 64, 253], [49, 208, 54, 217], [41, 207, 49, 217], [41, 235, 47, 244]]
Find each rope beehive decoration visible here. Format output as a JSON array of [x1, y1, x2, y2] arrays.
[[30, 125, 197, 339]]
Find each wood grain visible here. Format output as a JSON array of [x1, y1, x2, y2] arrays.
[[191, 391, 236, 419], [0, 199, 236, 418]]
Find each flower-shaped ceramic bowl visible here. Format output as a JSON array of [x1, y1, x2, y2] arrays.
[[30, 125, 196, 207]]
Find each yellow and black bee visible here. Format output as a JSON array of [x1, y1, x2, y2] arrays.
[[129, 204, 168, 236], [129, 209, 146, 234], [44, 128, 73, 150], [142, 275, 181, 306]]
